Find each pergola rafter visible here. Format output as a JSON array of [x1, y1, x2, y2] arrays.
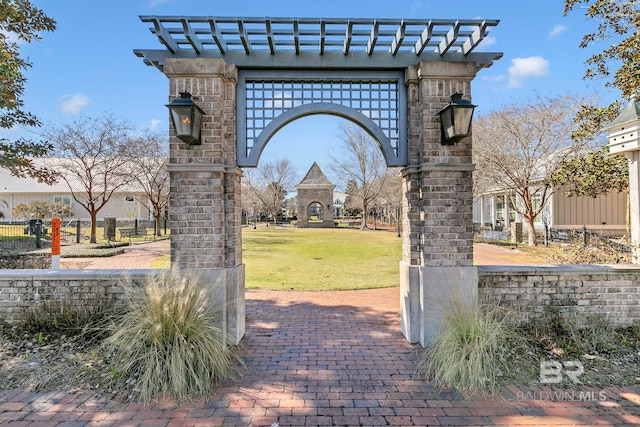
[[135, 16, 501, 70]]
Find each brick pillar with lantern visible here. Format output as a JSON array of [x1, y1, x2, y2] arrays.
[[164, 58, 244, 345], [400, 61, 479, 346]]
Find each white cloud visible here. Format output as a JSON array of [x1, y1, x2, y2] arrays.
[[58, 94, 90, 114], [481, 74, 506, 83], [508, 56, 550, 88], [149, 119, 162, 132], [480, 35, 497, 47], [549, 25, 568, 38]]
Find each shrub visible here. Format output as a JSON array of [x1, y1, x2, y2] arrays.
[[104, 269, 244, 402], [521, 307, 619, 356], [415, 300, 523, 395], [17, 298, 113, 342], [546, 241, 630, 264]]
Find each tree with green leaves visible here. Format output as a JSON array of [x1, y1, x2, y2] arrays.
[[0, 0, 57, 183], [548, 147, 629, 198], [564, 0, 640, 139]]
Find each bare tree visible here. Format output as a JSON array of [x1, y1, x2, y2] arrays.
[[375, 167, 402, 224], [126, 132, 169, 236], [330, 122, 387, 230], [244, 159, 297, 221], [473, 94, 594, 246], [47, 115, 134, 243]]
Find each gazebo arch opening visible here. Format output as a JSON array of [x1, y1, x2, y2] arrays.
[[308, 202, 324, 221]]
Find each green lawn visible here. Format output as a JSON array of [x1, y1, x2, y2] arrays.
[[243, 227, 401, 291], [152, 227, 402, 290]]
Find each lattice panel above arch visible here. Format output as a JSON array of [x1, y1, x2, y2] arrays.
[[237, 71, 406, 167]]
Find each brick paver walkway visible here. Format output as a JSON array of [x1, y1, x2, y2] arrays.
[[1, 287, 639, 426], [4, 241, 637, 425]]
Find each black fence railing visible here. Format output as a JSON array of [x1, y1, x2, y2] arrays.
[[0, 218, 167, 252], [548, 226, 630, 253], [0, 220, 50, 252]]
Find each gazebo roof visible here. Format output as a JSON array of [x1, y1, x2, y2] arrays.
[[296, 162, 334, 188], [134, 16, 502, 70]]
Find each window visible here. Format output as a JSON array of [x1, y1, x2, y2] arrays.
[[125, 196, 135, 203], [53, 195, 71, 205]]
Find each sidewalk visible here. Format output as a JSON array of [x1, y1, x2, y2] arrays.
[[60, 239, 170, 269], [60, 241, 548, 270]]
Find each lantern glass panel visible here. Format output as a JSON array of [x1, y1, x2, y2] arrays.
[[170, 106, 194, 137], [440, 106, 455, 140], [453, 107, 474, 137]]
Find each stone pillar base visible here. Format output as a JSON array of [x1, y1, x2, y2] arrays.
[[400, 261, 421, 343], [200, 265, 245, 345], [400, 263, 478, 347]]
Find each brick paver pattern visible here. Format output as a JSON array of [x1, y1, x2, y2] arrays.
[[1, 287, 639, 426]]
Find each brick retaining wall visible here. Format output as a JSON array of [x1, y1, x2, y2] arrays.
[[478, 265, 640, 326], [0, 270, 151, 324], [1, 266, 639, 328]]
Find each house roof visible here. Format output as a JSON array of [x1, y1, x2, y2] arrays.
[[0, 158, 159, 194], [296, 162, 334, 188], [0, 162, 70, 193]]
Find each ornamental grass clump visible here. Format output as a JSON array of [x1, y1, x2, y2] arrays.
[[415, 299, 523, 395], [104, 269, 243, 403]]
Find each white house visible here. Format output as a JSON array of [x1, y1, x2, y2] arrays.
[[0, 161, 155, 223], [474, 188, 627, 235]]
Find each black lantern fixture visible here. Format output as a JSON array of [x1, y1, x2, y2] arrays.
[[437, 93, 476, 145], [166, 92, 205, 145]]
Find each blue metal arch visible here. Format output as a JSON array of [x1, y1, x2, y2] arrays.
[[241, 102, 399, 167]]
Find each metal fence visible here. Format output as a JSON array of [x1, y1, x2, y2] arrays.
[[0, 218, 166, 252], [0, 220, 50, 252], [548, 226, 630, 253]]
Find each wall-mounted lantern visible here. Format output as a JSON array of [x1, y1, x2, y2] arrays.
[[438, 93, 476, 145], [166, 92, 204, 145]]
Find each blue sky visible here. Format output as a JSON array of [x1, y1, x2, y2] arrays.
[[9, 0, 621, 187]]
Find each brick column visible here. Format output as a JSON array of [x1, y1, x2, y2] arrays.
[[164, 58, 244, 344], [400, 61, 478, 346]]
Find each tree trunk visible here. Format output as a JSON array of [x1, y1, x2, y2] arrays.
[[361, 202, 368, 230], [525, 216, 537, 246], [154, 212, 162, 236], [90, 211, 97, 244]]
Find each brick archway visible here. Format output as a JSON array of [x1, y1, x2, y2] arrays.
[[135, 16, 502, 346]]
